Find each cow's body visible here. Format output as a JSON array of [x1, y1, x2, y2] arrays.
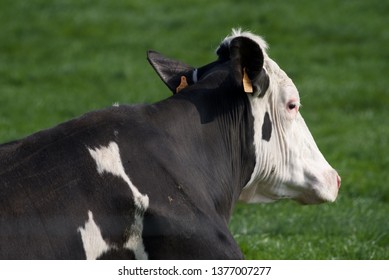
[[0, 29, 340, 259], [0, 82, 253, 259]]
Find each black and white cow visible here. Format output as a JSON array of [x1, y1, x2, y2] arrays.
[[0, 29, 340, 259]]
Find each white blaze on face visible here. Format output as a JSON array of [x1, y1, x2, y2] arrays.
[[233, 32, 340, 204], [79, 141, 149, 259]]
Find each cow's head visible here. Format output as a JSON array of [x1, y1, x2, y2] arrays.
[[148, 29, 340, 204]]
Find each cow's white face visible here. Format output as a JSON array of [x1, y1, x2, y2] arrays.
[[235, 32, 340, 204]]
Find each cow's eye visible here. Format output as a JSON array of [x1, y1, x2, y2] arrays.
[[286, 100, 300, 115], [288, 103, 296, 110]]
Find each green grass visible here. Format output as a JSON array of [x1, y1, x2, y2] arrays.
[[0, 0, 388, 259]]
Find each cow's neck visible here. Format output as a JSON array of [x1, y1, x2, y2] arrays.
[[152, 78, 256, 221]]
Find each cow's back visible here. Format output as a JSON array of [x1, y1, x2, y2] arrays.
[[0, 105, 147, 259]]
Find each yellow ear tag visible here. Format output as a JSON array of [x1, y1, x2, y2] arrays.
[[175, 76, 188, 94], [242, 68, 253, 94]]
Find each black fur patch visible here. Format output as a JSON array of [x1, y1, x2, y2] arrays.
[[262, 112, 272, 141]]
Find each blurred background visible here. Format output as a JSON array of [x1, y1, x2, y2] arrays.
[[0, 0, 387, 259]]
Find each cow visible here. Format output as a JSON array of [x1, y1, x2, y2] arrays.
[[0, 29, 340, 259]]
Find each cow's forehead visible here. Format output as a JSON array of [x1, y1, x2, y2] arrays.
[[263, 57, 299, 102], [264, 57, 292, 84]]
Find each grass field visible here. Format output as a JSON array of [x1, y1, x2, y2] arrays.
[[0, 0, 388, 259]]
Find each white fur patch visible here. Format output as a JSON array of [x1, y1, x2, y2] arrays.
[[78, 211, 110, 260], [83, 142, 149, 259], [124, 214, 148, 260], [88, 142, 149, 210]]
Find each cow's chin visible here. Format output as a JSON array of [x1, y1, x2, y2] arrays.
[[239, 183, 339, 205], [243, 193, 278, 203], [294, 187, 339, 205]]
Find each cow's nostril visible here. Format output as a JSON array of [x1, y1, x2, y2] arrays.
[[337, 175, 341, 189]]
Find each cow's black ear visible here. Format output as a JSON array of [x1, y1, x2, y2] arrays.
[[229, 37, 269, 96], [147, 50, 194, 93]]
